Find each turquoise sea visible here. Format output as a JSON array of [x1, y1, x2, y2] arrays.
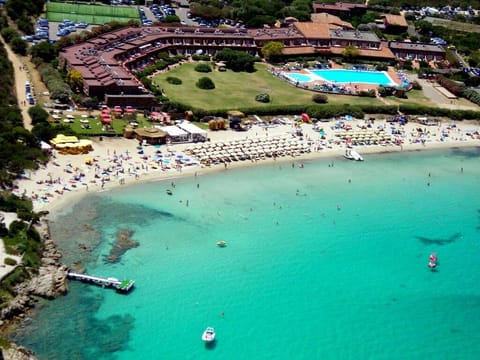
[[10, 147, 480, 360]]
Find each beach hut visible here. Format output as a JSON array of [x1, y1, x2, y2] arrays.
[[124, 125, 135, 139], [133, 127, 168, 145], [228, 111, 246, 131]]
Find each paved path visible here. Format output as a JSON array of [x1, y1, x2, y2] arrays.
[[416, 77, 479, 111]]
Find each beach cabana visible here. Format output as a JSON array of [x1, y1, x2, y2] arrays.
[[50, 134, 93, 154], [133, 127, 168, 145]]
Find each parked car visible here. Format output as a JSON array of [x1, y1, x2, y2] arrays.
[[56, 29, 70, 37]]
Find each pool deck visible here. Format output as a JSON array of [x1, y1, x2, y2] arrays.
[[283, 64, 403, 93]]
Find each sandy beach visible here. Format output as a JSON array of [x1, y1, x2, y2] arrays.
[[12, 118, 480, 217]]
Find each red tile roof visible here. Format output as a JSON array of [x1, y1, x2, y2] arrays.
[[293, 22, 331, 39], [384, 14, 408, 27]]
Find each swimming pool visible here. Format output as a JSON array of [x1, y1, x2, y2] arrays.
[[283, 69, 397, 86]]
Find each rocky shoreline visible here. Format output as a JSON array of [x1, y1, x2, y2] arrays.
[[0, 220, 69, 360]]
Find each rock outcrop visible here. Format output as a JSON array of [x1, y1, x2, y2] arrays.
[[1, 225, 68, 320], [2, 343, 37, 360], [27, 239, 68, 299]]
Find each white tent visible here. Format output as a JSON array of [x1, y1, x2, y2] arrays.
[[159, 125, 189, 143], [40, 141, 52, 150], [177, 121, 208, 142]]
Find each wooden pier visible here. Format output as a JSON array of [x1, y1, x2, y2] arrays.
[[67, 272, 135, 293]]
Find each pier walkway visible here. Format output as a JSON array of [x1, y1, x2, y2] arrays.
[[67, 272, 135, 293]]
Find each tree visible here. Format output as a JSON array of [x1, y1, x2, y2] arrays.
[[10, 37, 27, 56], [29, 42, 56, 63], [261, 41, 284, 61], [28, 105, 49, 125], [342, 46, 360, 62], [51, 87, 72, 103], [415, 20, 433, 35], [214, 48, 255, 72], [164, 15, 180, 23], [1, 28, 17, 43], [66, 69, 84, 92]]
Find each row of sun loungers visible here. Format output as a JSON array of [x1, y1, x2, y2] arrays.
[[184, 135, 312, 164]]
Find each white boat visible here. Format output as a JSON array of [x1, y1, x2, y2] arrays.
[[344, 148, 363, 161], [202, 327, 216, 343]]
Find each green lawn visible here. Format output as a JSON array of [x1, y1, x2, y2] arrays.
[[153, 63, 383, 111], [386, 89, 436, 107], [53, 114, 151, 136]]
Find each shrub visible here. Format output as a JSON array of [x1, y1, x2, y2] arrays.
[[255, 93, 270, 103], [192, 54, 210, 61], [4, 258, 17, 266], [196, 77, 215, 90], [359, 89, 376, 97], [411, 81, 422, 90], [395, 87, 407, 98], [376, 63, 388, 71], [194, 63, 212, 73], [463, 88, 480, 105], [312, 93, 328, 103], [166, 76, 182, 85]]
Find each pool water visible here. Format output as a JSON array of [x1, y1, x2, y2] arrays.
[[284, 73, 313, 83], [284, 69, 396, 86]]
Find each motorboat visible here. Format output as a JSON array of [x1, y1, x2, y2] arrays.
[[428, 261, 437, 269], [344, 148, 363, 161], [216, 241, 227, 247], [202, 327, 216, 343]]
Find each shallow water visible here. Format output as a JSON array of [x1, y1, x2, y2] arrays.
[[11, 148, 480, 359]]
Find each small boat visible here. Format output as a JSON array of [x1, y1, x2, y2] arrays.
[[428, 252, 438, 270], [344, 148, 363, 161], [202, 327, 216, 343], [216, 241, 227, 247]]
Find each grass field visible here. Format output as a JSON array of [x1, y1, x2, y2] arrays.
[[424, 16, 480, 33], [153, 63, 433, 111], [47, 2, 139, 24]]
